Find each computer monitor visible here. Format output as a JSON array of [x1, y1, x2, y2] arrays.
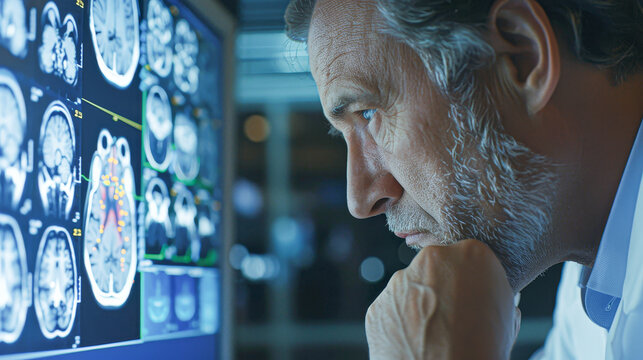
[[0, 0, 234, 359]]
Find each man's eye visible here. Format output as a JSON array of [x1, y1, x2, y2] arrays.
[[360, 109, 377, 121]]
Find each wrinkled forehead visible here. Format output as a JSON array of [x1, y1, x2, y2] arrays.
[[308, 0, 386, 82]]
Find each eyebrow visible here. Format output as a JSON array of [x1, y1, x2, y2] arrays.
[[328, 92, 379, 120]]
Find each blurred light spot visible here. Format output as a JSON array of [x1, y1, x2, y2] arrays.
[[229, 244, 249, 270], [272, 216, 316, 267], [326, 225, 353, 263], [233, 179, 263, 217], [244, 114, 270, 142], [360, 257, 385, 283], [397, 242, 417, 266], [241, 254, 280, 281]]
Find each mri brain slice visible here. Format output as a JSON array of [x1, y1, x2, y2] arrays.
[[146, 0, 173, 77], [144, 85, 172, 171], [38, 2, 79, 86], [0, 68, 27, 210], [0, 214, 29, 344], [39, 101, 76, 219], [145, 177, 172, 254], [90, 0, 140, 89], [0, 0, 28, 58], [84, 129, 137, 308], [34, 227, 78, 339], [173, 19, 199, 94], [173, 113, 199, 182]]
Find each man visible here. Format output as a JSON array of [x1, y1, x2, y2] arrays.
[[285, 0, 642, 358]]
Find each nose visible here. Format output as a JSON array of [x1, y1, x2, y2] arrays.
[[346, 132, 403, 219]]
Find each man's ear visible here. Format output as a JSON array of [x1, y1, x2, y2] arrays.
[[487, 0, 560, 116]]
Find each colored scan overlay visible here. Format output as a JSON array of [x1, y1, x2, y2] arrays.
[[0, 0, 224, 357]]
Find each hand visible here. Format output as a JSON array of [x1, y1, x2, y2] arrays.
[[365, 239, 520, 360]]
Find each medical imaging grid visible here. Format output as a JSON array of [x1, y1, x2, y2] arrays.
[[0, 2, 84, 351], [0, 0, 227, 356]]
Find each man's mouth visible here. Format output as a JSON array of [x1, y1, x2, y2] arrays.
[[394, 231, 443, 248]]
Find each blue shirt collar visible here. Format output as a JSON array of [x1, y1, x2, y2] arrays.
[[580, 120, 643, 329]]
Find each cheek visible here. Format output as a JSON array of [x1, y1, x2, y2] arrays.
[[383, 130, 454, 223]]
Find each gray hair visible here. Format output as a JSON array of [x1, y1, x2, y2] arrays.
[[285, 0, 643, 90]]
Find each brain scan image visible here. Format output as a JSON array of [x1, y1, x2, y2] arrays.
[[144, 85, 172, 171], [83, 129, 137, 308], [38, 2, 79, 86], [196, 189, 218, 259], [0, 0, 28, 57], [38, 101, 76, 219], [0, 214, 29, 344], [146, 0, 173, 78], [173, 113, 199, 182], [173, 19, 199, 94], [145, 177, 171, 255], [174, 275, 196, 322], [0, 68, 27, 210], [198, 119, 218, 186], [199, 271, 218, 334], [146, 271, 170, 324], [89, 0, 140, 89], [34, 226, 78, 339], [172, 183, 199, 261]]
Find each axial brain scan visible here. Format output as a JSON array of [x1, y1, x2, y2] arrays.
[[147, 272, 171, 324], [0, 214, 29, 344], [173, 113, 199, 182], [145, 177, 172, 255], [173, 19, 199, 94], [0, 0, 28, 58], [38, 100, 76, 219], [89, 0, 140, 89], [144, 85, 173, 171], [34, 226, 78, 339], [146, 0, 173, 78], [198, 119, 218, 186], [172, 183, 199, 260], [0, 68, 27, 210], [174, 275, 196, 322], [83, 129, 137, 308], [38, 2, 79, 86]]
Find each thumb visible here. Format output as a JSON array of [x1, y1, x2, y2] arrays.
[[513, 306, 522, 345]]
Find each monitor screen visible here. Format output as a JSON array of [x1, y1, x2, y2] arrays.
[[0, 0, 225, 358]]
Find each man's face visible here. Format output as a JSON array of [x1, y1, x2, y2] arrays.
[[308, 0, 557, 289]]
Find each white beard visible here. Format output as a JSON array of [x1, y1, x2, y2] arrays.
[[386, 96, 559, 290]]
